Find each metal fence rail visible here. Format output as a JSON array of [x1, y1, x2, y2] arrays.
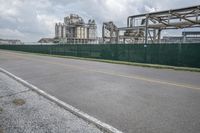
[[0, 44, 200, 68]]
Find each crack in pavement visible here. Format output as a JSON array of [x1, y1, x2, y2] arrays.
[[0, 90, 30, 99]]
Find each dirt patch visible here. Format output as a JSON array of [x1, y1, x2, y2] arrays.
[[13, 99, 26, 106], [0, 107, 3, 113], [0, 128, 3, 133]]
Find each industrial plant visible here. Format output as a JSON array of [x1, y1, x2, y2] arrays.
[[55, 14, 97, 44], [47, 5, 200, 44], [102, 5, 200, 44]]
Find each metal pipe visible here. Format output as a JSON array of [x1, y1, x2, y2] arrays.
[[157, 29, 161, 43], [147, 20, 200, 28], [127, 17, 131, 27], [102, 23, 105, 43], [128, 5, 200, 18], [145, 15, 149, 44]]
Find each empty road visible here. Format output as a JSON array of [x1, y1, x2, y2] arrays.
[[0, 50, 200, 133]]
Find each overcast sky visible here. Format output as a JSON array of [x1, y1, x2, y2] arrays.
[[0, 0, 199, 42]]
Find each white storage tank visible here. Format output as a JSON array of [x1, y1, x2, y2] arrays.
[[76, 27, 81, 39]]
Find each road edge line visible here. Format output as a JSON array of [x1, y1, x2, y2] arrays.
[[0, 67, 123, 133]]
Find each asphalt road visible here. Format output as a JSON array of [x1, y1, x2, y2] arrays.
[[0, 50, 200, 133]]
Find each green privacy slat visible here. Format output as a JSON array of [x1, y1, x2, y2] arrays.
[[0, 43, 199, 68]]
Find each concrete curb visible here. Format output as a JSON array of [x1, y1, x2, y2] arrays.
[[0, 67, 123, 133]]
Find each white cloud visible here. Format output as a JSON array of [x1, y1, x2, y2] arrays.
[[36, 14, 59, 36], [0, 28, 24, 38]]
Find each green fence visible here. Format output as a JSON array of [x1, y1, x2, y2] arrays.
[[0, 44, 200, 68]]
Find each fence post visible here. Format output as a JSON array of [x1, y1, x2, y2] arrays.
[[127, 44, 130, 61], [178, 43, 182, 66], [144, 44, 147, 63], [90, 44, 92, 57]]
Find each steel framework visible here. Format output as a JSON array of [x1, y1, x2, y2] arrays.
[[102, 5, 200, 44], [102, 22, 119, 43]]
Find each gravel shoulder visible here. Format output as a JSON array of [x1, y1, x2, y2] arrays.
[[0, 72, 103, 133]]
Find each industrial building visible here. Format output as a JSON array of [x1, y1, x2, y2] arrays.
[[162, 31, 200, 43], [38, 38, 55, 43], [102, 5, 200, 44], [0, 39, 22, 45], [55, 14, 97, 44]]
